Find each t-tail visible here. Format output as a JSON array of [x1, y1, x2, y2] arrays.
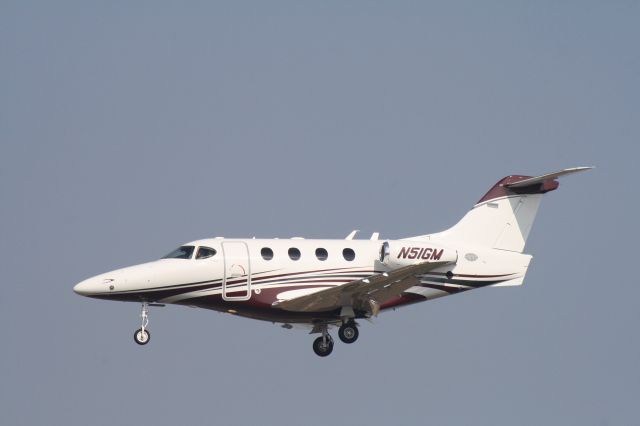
[[415, 167, 593, 252]]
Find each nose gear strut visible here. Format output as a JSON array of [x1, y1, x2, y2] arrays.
[[133, 302, 151, 345]]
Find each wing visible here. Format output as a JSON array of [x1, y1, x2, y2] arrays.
[[272, 261, 451, 314]]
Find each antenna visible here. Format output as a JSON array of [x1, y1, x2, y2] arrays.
[[345, 230, 359, 240]]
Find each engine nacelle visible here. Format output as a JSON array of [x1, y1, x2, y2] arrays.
[[380, 241, 458, 269]]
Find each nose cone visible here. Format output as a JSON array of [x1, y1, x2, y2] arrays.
[[73, 277, 107, 296]]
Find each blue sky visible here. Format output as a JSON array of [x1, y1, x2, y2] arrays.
[[1, 2, 638, 425]]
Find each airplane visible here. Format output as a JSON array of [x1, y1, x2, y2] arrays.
[[74, 166, 591, 357]]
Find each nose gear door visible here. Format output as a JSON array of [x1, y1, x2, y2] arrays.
[[221, 241, 251, 301]]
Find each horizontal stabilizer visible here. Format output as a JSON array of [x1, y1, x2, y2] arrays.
[[505, 166, 593, 188]]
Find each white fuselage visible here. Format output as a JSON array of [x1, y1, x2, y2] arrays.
[[74, 236, 530, 323]]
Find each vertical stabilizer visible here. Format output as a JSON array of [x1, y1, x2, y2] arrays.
[[412, 167, 592, 252]]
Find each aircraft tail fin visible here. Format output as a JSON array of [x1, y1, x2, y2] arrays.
[[420, 167, 592, 252]]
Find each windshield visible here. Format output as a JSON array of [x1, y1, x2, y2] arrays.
[[162, 245, 195, 259]]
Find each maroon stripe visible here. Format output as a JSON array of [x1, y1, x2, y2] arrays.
[[224, 270, 374, 287], [217, 279, 350, 292], [424, 271, 515, 279], [477, 174, 560, 204], [419, 284, 464, 294], [250, 267, 378, 283]]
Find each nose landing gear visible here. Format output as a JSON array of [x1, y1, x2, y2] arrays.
[[134, 302, 150, 345], [134, 328, 150, 345]]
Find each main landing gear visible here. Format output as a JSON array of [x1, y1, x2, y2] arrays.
[[311, 321, 360, 357], [134, 302, 150, 345], [338, 322, 359, 344], [312, 327, 334, 357]]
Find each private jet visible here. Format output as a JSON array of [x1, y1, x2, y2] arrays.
[[74, 167, 591, 356]]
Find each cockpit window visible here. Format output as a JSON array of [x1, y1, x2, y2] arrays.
[[162, 245, 195, 259], [196, 246, 217, 260]]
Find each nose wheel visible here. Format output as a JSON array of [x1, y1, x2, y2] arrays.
[[134, 328, 150, 345], [134, 302, 151, 345]]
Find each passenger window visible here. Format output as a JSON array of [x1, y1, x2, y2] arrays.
[[196, 246, 217, 259], [315, 248, 328, 261], [162, 245, 195, 259], [261, 247, 274, 260], [288, 247, 301, 261], [343, 248, 355, 261]]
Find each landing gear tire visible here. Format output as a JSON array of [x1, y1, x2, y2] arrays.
[[338, 323, 359, 344], [134, 328, 150, 345], [312, 335, 334, 357]]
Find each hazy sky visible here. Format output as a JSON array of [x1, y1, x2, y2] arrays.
[[1, 2, 638, 425]]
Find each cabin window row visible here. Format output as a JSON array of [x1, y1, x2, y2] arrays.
[[261, 247, 355, 262], [163, 245, 356, 262]]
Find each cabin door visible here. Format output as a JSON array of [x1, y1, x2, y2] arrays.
[[221, 241, 252, 301]]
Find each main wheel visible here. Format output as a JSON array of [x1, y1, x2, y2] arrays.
[[312, 336, 334, 357], [338, 323, 359, 344], [134, 328, 150, 345]]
